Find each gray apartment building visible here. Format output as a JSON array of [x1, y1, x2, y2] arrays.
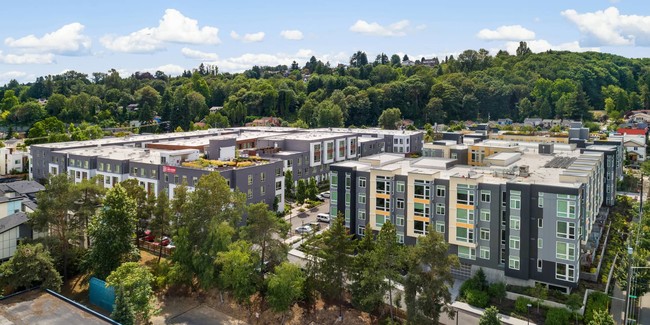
[[330, 140, 615, 292]]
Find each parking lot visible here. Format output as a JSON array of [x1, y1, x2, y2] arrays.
[[285, 198, 330, 235]]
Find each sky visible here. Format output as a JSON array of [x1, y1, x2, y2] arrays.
[[1, 0, 650, 85]]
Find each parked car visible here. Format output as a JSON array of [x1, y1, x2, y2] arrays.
[[143, 229, 154, 242], [152, 236, 171, 247], [320, 191, 330, 198], [295, 225, 313, 234], [317, 213, 331, 223]]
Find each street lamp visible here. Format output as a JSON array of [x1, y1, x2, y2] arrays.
[[526, 303, 532, 325], [455, 308, 459, 325]]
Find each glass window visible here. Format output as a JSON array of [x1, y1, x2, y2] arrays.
[[556, 242, 576, 261], [376, 215, 386, 228], [396, 181, 405, 193], [480, 228, 490, 241], [396, 215, 404, 226], [345, 174, 351, 189], [358, 194, 366, 204], [358, 226, 365, 236], [556, 263, 576, 282], [436, 186, 446, 197], [397, 234, 404, 244], [538, 218, 543, 228], [510, 191, 521, 210], [481, 190, 491, 203], [480, 247, 490, 260], [436, 203, 445, 215], [510, 217, 520, 230], [456, 227, 474, 243], [396, 199, 405, 209], [458, 247, 475, 260], [331, 191, 338, 201], [376, 197, 391, 211], [509, 256, 520, 270], [457, 208, 474, 224], [376, 176, 392, 194], [538, 238, 543, 248], [247, 189, 253, 199], [509, 236, 520, 250], [457, 186, 475, 205], [557, 200, 577, 219], [480, 210, 490, 222], [556, 221, 576, 239], [414, 182, 430, 199], [414, 220, 429, 235], [358, 177, 366, 188], [330, 172, 338, 186], [248, 174, 253, 185], [358, 210, 366, 220], [414, 202, 430, 217], [538, 197, 544, 208], [435, 221, 445, 233]]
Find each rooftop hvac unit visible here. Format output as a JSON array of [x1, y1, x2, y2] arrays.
[[519, 165, 530, 177]]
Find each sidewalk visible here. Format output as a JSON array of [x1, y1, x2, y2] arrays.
[[611, 285, 626, 324], [439, 302, 536, 325]]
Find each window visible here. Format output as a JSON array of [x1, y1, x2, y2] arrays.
[[248, 175, 253, 185], [557, 200, 577, 219], [345, 174, 351, 189], [345, 193, 351, 205], [358, 210, 366, 220], [456, 227, 474, 243], [396, 199, 404, 209], [480, 228, 490, 241], [414, 182, 430, 199], [397, 234, 404, 244], [481, 190, 491, 203], [556, 263, 576, 282], [537, 259, 543, 271], [376, 197, 391, 211], [510, 217, 520, 230], [327, 142, 334, 160], [132, 167, 138, 175], [414, 202, 430, 217], [174, 175, 179, 184], [247, 189, 253, 199], [376, 215, 386, 228], [376, 176, 392, 194], [260, 186, 266, 195], [98, 162, 104, 171], [538, 218, 543, 228], [358, 225, 365, 236], [556, 242, 576, 261], [115, 165, 120, 173], [359, 194, 366, 204], [538, 238, 543, 248], [331, 172, 338, 186], [458, 247, 476, 260], [436, 186, 446, 197], [140, 168, 145, 177], [480, 247, 490, 260], [456, 208, 474, 224], [414, 220, 429, 235], [313, 143, 322, 163], [276, 181, 282, 190], [509, 256, 520, 270], [331, 192, 338, 201], [457, 184, 475, 205], [436, 203, 445, 215], [260, 172, 266, 182], [480, 210, 490, 222], [557, 221, 576, 239], [509, 236, 520, 250], [510, 191, 521, 210], [396, 181, 405, 193], [435, 221, 445, 233], [538, 197, 544, 208], [358, 177, 366, 188], [396, 215, 404, 226]]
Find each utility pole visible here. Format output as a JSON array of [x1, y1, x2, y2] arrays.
[[625, 173, 644, 324]]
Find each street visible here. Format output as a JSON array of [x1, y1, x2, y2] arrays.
[[285, 198, 330, 235]]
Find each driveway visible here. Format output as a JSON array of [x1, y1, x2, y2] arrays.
[[285, 199, 330, 233], [152, 297, 246, 325]]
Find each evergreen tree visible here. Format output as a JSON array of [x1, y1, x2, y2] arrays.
[[479, 306, 501, 325], [111, 286, 136, 325], [296, 179, 307, 203]]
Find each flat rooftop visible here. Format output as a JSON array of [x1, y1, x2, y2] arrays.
[[0, 290, 114, 325], [311, 127, 423, 136], [263, 132, 354, 141]]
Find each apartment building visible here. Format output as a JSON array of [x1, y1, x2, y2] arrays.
[[330, 145, 611, 292], [0, 180, 45, 260]]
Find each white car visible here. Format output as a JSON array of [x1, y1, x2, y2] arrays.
[[317, 213, 331, 223], [295, 225, 313, 234], [320, 191, 330, 198]]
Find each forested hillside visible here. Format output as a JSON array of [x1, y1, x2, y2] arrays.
[[2, 43, 650, 139]]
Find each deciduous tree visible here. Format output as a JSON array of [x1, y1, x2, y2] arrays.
[[267, 262, 305, 324], [107, 262, 156, 324], [0, 243, 62, 293]]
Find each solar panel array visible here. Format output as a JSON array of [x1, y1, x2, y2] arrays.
[[543, 156, 577, 168]]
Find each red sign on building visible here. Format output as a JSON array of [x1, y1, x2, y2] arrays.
[[163, 166, 176, 174]]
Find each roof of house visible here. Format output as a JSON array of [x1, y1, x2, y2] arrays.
[[0, 289, 117, 325], [0, 212, 28, 234], [617, 128, 647, 135], [4, 181, 45, 195]]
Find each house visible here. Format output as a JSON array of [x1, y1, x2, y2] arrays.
[[626, 110, 650, 123], [209, 106, 223, 113], [497, 118, 513, 125], [402, 60, 415, 66], [523, 118, 543, 127], [622, 136, 646, 164], [0, 140, 28, 175], [541, 119, 562, 129], [126, 103, 139, 112], [245, 117, 282, 127], [420, 58, 439, 67], [617, 127, 648, 140], [0, 180, 45, 260], [399, 119, 414, 128]]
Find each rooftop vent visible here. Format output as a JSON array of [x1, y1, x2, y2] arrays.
[[519, 165, 530, 177]]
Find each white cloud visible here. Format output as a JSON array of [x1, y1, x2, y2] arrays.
[[101, 9, 220, 53], [4, 23, 91, 55], [477, 25, 536, 41], [230, 31, 265, 43], [0, 51, 55, 64], [349, 19, 412, 37], [504, 39, 599, 53], [561, 7, 650, 46], [0, 71, 30, 85], [146, 64, 185, 76], [204, 49, 346, 72], [181, 47, 219, 60], [280, 30, 303, 40]]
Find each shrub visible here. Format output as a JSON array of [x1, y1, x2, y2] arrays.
[[584, 291, 610, 324], [488, 282, 507, 303], [460, 268, 489, 298], [544, 307, 571, 325], [514, 296, 532, 314], [465, 289, 490, 308]]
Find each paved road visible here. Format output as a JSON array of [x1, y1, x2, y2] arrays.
[[285, 199, 330, 234]]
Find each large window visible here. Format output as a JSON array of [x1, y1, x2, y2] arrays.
[[376, 197, 391, 211], [510, 191, 521, 210], [436, 203, 445, 215], [456, 227, 474, 243], [376, 176, 392, 194], [414, 202, 430, 218], [457, 208, 475, 224], [480, 247, 490, 260], [313, 143, 322, 163], [556, 263, 576, 282], [457, 184, 475, 205], [376, 215, 386, 228], [509, 256, 520, 270], [481, 190, 491, 203], [557, 221, 576, 239], [331, 172, 338, 186], [509, 236, 520, 250], [557, 199, 577, 219], [327, 142, 334, 160], [556, 242, 576, 261], [345, 174, 351, 189], [414, 220, 429, 235], [458, 247, 476, 260], [414, 181, 431, 199], [480, 228, 490, 241]]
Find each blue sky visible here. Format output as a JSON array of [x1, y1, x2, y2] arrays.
[[1, 0, 650, 85]]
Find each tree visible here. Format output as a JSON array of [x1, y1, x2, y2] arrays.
[[120, 179, 152, 248], [588, 309, 615, 325], [566, 293, 583, 325], [296, 179, 307, 204], [479, 306, 501, 325], [307, 177, 318, 201], [375, 221, 403, 320], [135, 85, 160, 123], [284, 170, 293, 200], [29, 174, 80, 279], [530, 282, 548, 312], [267, 262, 305, 324], [0, 243, 62, 293], [316, 101, 344, 127], [241, 203, 288, 280], [216, 240, 259, 305], [151, 191, 172, 263], [106, 262, 156, 324], [404, 227, 459, 324], [378, 107, 402, 129], [516, 41, 532, 56], [87, 184, 137, 279], [315, 215, 354, 319], [112, 286, 136, 325], [204, 112, 230, 128], [349, 225, 385, 312], [488, 282, 507, 304], [74, 176, 106, 248]]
